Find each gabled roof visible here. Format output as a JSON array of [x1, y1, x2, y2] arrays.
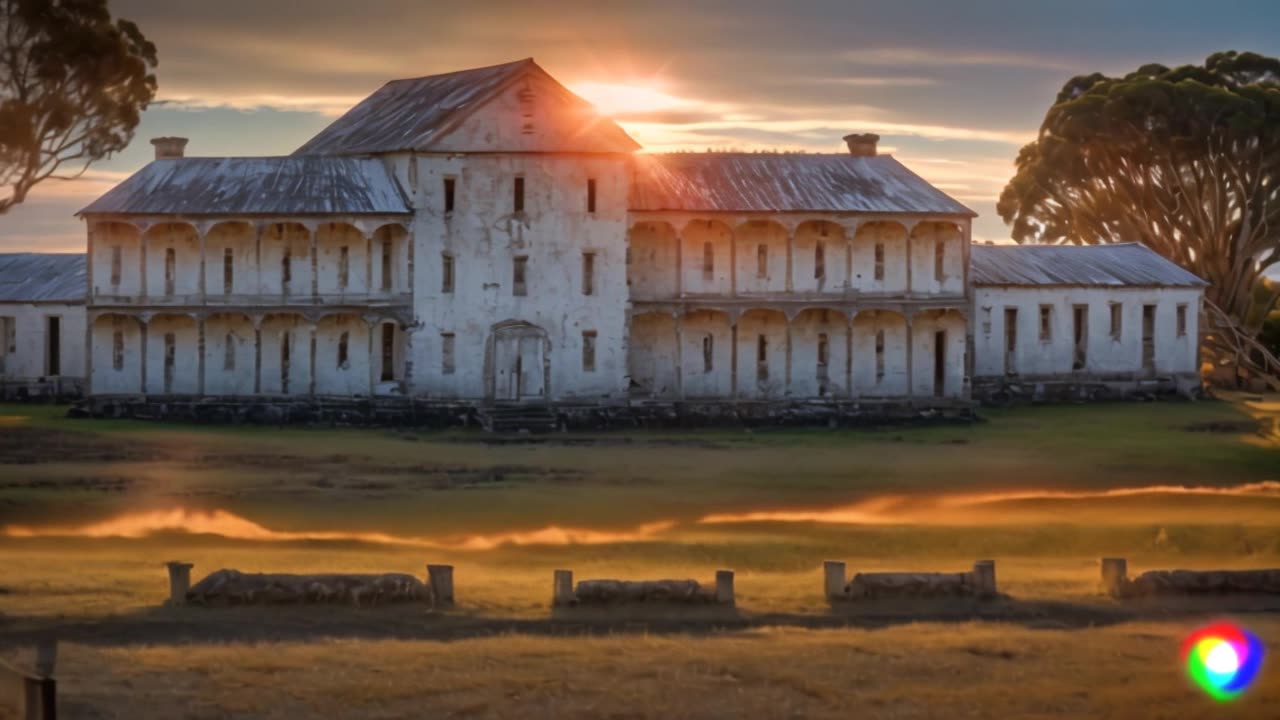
[[79, 156, 411, 216], [971, 242, 1209, 288], [0, 253, 86, 303], [293, 58, 639, 155], [629, 153, 975, 215]]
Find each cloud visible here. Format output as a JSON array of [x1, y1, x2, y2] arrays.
[[798, 76, 938, 87], [839, 47, 1076, 71], [156, 93, 365, 117]]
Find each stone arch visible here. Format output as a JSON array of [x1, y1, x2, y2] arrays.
[[736, 308, 788, 399], [142, 222, 200, 299], [852, 309, 909, 397], [851, 221, 908, 294], [733, 220, 789, 295], [626, 311, 676, 399], [680, 309, 733, 398], [315, 312, 371, 396], [144, 313, 199, 395], [910, 308, 967, 399], [89, 312, 143, 395], [204, 311, 256, 396], [90, 221, 143, 299], [311, 221, 367, 298], [791, 307, 849, 399], [793, 220, 848, 294], [910, 221, 964, 296], [204, 221, 257, 298], [371, 223, 410, 295], [628, 220, 678, 300], [485, 319, 551, 401], [261, 222, 312, 296], [259, 312, 311, 396], [680, 219, 734, 296]]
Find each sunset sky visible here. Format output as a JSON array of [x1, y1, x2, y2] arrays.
[[3, 0, 1278, 252]]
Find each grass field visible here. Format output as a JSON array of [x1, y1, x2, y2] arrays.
[[1, 397, 1278, 718]]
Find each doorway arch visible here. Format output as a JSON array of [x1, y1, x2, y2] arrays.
[[485, 320, 551, 402]]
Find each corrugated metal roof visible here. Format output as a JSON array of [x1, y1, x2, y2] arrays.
[[0, 253, 86, 303], [629, 153, 975, 215], [79, 156, 411, 216], [971, 242, 1208, 287]]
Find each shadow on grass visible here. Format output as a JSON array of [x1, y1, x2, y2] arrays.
[[3, 594, 1280, 649]]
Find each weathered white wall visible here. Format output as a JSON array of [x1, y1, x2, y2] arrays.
[[258, 315, 312, 395], [793, 222, 849, 295], [852, 310, 909, 396], [204, 223, 258, 297], [790, 309, 849, 397], [143, 315, 199, 394], [851, 222, 907, 294], [628, 312, 677, 398], [909, 222, 965, 296], [734, 221, 788, 295], [972, 286, 1202, 377], [679, 310, 734, 398], [629, 221, 678, 300], [735, 309, 788, 399], [143, 224, 201, 298], [90, 314, 142, 393], [0, 303, 86, 380], [316, 223, 369, 297], [314, 315, 372, 395], [909, 311, 967, 398], [90, 222, 142, 299], [203, 314, 256, 395], [400, 151, 631, 401], [680, 221, 733, 296]]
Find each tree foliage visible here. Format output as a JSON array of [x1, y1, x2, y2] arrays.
[[998, 52, 1280, 382], [0, 0, 156, 213]]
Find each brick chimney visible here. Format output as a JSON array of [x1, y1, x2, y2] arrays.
[[150, 137, 188, 160], [842, 133, 879, 157]]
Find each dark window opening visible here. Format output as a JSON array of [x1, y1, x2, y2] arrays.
[[756, 244, 768, 279], [444, 177, 456, 213], [381, 324, 395, 382], [381, 239, 392, 292], [1176, 304, 1188, 337], [702, 242, 714, 281], [874, 243, 885, 281], [587, 178, 597, 213], [582, 331, 596, 372], [162, 332, 175, 393], [280, 332, 291, 393], [1073, 305, 1088, 370], [756, 334, 768, 382], [815, 242, 826, 280], [875, 330, 885, 383], [702, 334, 714, 373], [441, 333, 455, 375], [224, 333, 236, 371], [337, 331, 349, 369], [1110, 303, 1123, 339], [282, 249, 292, 289], [1039, 305, 1052, 342], [817, 332, 830, 396], [112, 330, 124, 371], [338, 246, 350, 290], [582, 252, 595, 296], [442, 253, 455, 293], [164, 247, 176, 296], [110, 246, 122, 286], [934, 241, 946, 282], [513, 256, 528, 296], [223, 248, 234, 294], [1142, 304, 1156, 371], [514, 176, 525, 213], [1004, 307, 1018, 374], [933, 330, 946, 397], [45, 316, 61, 376]]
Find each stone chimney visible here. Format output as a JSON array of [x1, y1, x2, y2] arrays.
[[150, 137, 188, 160], [842, 133, 879, 157]]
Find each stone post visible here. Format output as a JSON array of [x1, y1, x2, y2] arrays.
[[427, 564, 454, 608], [553, 569, 574, 606], [972, 560, 997, 597], [165, 561, 193, 606], [1100, 557, 1128, 598], [715, 569, 735, 605], [823, 560, 846, 600]]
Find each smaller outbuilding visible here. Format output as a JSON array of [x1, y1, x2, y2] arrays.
[[970, 242, 1207, 402], [0, 253, 87, 399]]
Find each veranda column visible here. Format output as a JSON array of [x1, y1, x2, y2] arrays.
[[197, 228, 207, 303], [308, 322, 318, 397], [139, 316, 149, 396], [785, 231, 794, 293], [904, 223, 914, 297], [905, 313, 914, 399], [674, 312, 684, 399], [196, 316, 206, 396], [675, 230, 683, 298], [784, 313, 793, 396], [846, 312, 855, 400], [730, 319, 738, 400], [139, 232, 148, 300], [253, 318, 262, 395], [729, 225, 737, 298], [310, 227, 320, 299]]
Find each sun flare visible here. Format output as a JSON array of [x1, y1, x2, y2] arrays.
[[570, 81, 692, 117]]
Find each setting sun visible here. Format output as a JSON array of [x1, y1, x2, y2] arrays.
[[570, 80, 692, 116]]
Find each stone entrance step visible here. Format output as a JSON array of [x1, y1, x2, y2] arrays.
[[479, 404, 560, 434]]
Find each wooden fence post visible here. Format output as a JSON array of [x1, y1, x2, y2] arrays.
[[972, 560, 997, 597], [823, 561, 846, 600], [1100, 557, 1128, 598], [427, 564, 455, 608], [553, 569, 574, 606], [715, 569, 735, 605], [165, 561, 193, 606]]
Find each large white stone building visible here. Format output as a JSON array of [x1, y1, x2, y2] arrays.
[[60, 58, 1206, 422]]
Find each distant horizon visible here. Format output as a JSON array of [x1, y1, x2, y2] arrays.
[[2, 0, 1278, 258]]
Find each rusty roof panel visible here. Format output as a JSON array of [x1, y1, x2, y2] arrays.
[[79, 156, 410, 216], [971, 243, 1208, 287], [629, 153, 975, 215], [0, 253, 86, 303]]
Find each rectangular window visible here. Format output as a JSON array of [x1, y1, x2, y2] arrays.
[[381, 324, 394, 382], [381, 239, 392, 292], [112, 330, 124, 371], [702, 334, 714, 373], [934, 241, 946, 282], [164, 247, 176, 296], [280, 331, 291, 393], [702, 242, 714, 281], [587, 178, 597, 213], [875, 330, 885, 383], [513, 255, 528, 296], [1142, 304, 1156, 370], [874, 243, 885, 281], [981, 307, 992, 336], [1176, 303, 1188, 337], [582, 331, 597, 372], [442, 253, 455, 293], [815, 242, 825, 280], [45, 316, 60, 376], [162, 332, 175, 393], [0, 316, 15, 361], [337, 331, 349, 369], [756, 244, 768, 279], [513, 176, 525, 213], [444, 177, 456, 213], [224, 333, 236, 371], [441, 333, 456, 375], [1004, 307, 1018, 374], [1039, 304, 1052, 342], [110, 246, 122, 287], [1109, 303, 1123, 339], [817, 333, 830, 368], [338, 246, 349, 290], [282, 249, 292, 287], [1072, 305, 1088, 371], [756, 334, 768, 382], [582, 252, 595, 296], [222, 248, 234, 294]]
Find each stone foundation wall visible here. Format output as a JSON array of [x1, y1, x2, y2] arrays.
[[972, 372, 1202, 406]]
